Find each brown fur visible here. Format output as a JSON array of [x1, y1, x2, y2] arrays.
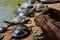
[[34, 7, 60, 40]]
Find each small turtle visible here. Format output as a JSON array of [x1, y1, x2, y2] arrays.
[[14, 7, 34, 17], [10, 24, 32, 40], [33, 1, 44, 12]]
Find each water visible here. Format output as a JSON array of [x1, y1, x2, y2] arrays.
[[0, 6, 14, 27]]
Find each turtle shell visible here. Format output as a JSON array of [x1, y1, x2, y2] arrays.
[[11, 24, 31, 39]]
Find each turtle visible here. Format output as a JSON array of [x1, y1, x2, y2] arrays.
[[10, 24, 32, 40]]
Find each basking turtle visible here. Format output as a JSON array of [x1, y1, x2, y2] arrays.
[[14, 7, 34, 17], [33, 1, 44, 12], [39, 0, 60, 3], [14, 2, 34, 17], [10, 24, 32, 40], [3, 15, 31, 28]]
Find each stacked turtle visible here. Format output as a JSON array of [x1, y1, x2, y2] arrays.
[[9, 0, 44, 40], [0, 0, 44, 40]]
